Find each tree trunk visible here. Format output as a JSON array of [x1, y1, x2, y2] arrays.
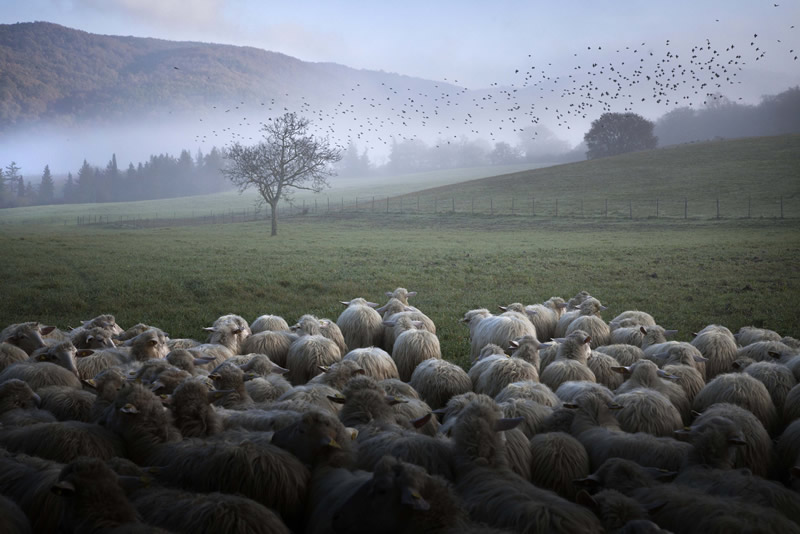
[[270, 201, 279, 236]]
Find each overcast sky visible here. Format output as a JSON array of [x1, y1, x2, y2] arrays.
[[3, 0, 798, 90]]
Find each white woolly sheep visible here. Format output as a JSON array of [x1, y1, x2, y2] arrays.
[[587, 350, 624, 390], [691, 324, 737, 380], [0, 342, 29, 372], [522, 297, 568, 343], [240, 330, 298, 367], [737, 340, 798, 364], [742, 360, 796, 416], [249, 314, 290, 334], [389, 317, 442, 382], [381, 307, 437, 354], [508, 334, 544, 368], [612, 388, 683, 437], [692, 371, 778, 435], [204, 314, 251, 354], [308, 359, 367, 391], [554, 297, 607, 338], [567, 315, 611, 349], [734, 326, 783, 346], [555, 381, 615, 404], [499, 398, 553, 438], [610, 325, 676, 349], [0, 346, 82, 391], [342, 346, 400, 381], [337, 298, 384, 350], [474, 357, 539, 399], [614, 359, 691, 424], [528, 431, 590, 500], [462, 308, 536, 362], [608, 310, 656, 331], [385, 287, 418, 305], [494, 380, 561, 407], [540, 359, 596, 392], [595, 344, 644, 366], [408, 358, 471, 410], [644, 341, 707, 380], [1, 322, 56, 355]]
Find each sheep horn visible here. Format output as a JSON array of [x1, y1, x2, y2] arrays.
[[494, 416, 524, 432], [611, 366, 631, 375]]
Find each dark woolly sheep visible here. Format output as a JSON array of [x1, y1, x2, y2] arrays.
[[308, 358, 366, 391], [337, 375, 402, 429], [37, 385, 96, 422], [576, 489, 652, 534], [166, 348, 216, 375], [691, 403, 772, 478], [554, 297, 607, 339], [451, 395, 604, 534], [0, 494, 31, 534], [1, 322, 55, 355], [595, 344, 644, 366], [436, 392, 480, 437], [227, 352, 288, 377], [735, 326, 783, 346], [286, 334, 342, 385], [555, 381, 614, 404], [0, 341, 29, 372], [692, 371, 778, 435], [386, 316, 442, 382], [654, 360, 706, 404], [522, 297, 567, 343], [343, 346, 400, 380], [337, 297, 384, 350], [570, 392, 692, 471], [0, 451, 66, 533], [29, 340, 80, 375], [614, 359, 691, 424], [208, 362, 256, 409], [379, 377, 421, 400], [499, 398, 553, 438], [169, 377, 224, 438], [785, 383, 800, 425], [245, 374, 292, 402], [788, 356, 800, 382], [409, 358, 472, 410], [691, 324, 737, 380], [249, 314, 290, 334], [743, 360, 796, 416], [778, 419, 800, 485], [528, 431, 590, 500], [105, 382, 311, 525], [583, 457, 800, 534], [131, 486, 291, 534], [567, 315, 611, 349], [87, 367, 128, 423], [462, 308, 536, 362], [608, 310, 656, 331], [494, 380, 560, 407], [240, 330, 298, 367], [783, 336, 800, 350], [275, 383, 344, 416], [0, 378, 56, 426], [612, 388, 683, 437], [51, 457, 155, 533], [0, 418, 126, 463], [0, 357, 82, 391], [474, 357, 539, 399], [587, 350, 624, 390], [390, 396, 440, 437]]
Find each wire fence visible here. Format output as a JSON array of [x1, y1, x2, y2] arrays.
[[2, 194, 794, 227]]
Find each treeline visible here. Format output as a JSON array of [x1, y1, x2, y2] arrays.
[[0, 148, 228, 208], [655, 87, 800, 146]]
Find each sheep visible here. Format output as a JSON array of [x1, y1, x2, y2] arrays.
[[614, 359, 691, 424], [0, 378, 56, 427], [105, 382, 311, 525], [450, 395, 604, 534], [132, 359, 191, 394], [494, 380, 560, 407], [389, 316, 442, 382], [166, 348, 216, 376], [291, 314, 348, 356], [0, 451, 67, 533], [203, 316, 251, 355], [240, 330, 298, 367], [0, 347, 82, 391], [80, 328, 169, 379], [75, 347, 131, 380], [37, 385, 96, 422], [468, 344, 507, 389], [0, 418, 126, 463], [78, 314, 124, 336], [0, 494, 31, 534], [735, 326, 783, 346], [587, 350, 625, 390], [87, 367, 128, 423], [555, 381, 614, 404], [408, 358, 472, 410], [342, 346, 400, 381], [737, 340, 798, 363], [644, 340, 707, 386], [583, 457, 800, 534], [249, 314, 290, 334], [569, 392, 692, 471], [777, 419, 800, 485], [275, 383, 345, 416], [114, 322, 152, 342], [0, 341, 29, 372], [0, 322, 55, 355], [611, 389, 683, 437], [783, 336, 800, 350], [608, 310, 656, 331], [379, 378, 421, 400], [308, 359, 367, 390], [390, 395, 441, 437], [462, 308, 536, 362], [228, 352, 289, 377], [286, 334, 342, 385], [169, 377, 224, 438], [208, 362, 257, 410], [692, 371, 778, 434], [131, 485, 291, 534], [554, 297, 607, 338], [528, 431, 590, 500], [507, 334, 544, 367], [243, 375, 291, 403], [337, 297, 384, 350], [567, 315, 611, 349], [554, 329, 593, 364], [786, 383, 800, 425], [540, 331, 596, 392], [499, 398, 553, 438], [69, 326, 116, 350], [691, 324, 738, 380], [742, 360, 796, 416], [576, 489, 653, 534], [693, 402, 773, 478], [521, 297, 567, 343], [610, 325, 676, 349], [660, 362, 705, 405], [537, 340, 560, 371], [595, 344, 644, 366], [381, 306, 437, 354], [566, 290, 593, 310], [474, 357, 539, 399], [788, 356, 800, 382]]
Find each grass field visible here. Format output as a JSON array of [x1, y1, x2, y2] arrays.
[[1, 135, 798, 370]]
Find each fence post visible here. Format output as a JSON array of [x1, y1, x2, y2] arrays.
[[452, 197, 455, 213], [716, 197, 720, 219], [386, 197, 389, 214], [435, 198, 438, 213], [372, 196, 375, 213], [781, 196, 784, 219], [684, 198, 688, 219], [629, 201, 632, 219], [490, 198, 494, 215], [747, 196, 751, 218], [605, 199, 608, 217], [656, 199, 659, 218], [511, 198, 515, 215], [580, 199, 584, 218], [555, 199, 558, 217], [472, 198, 475, 215]]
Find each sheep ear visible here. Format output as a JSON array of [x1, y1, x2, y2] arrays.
[[382, 320, 397, 328], [498, 306, 508, 311], [563, 402, 579, 409], [729, 435, 747, 446], [650, 468, 677, 482], [656, 369, 678, 380], [208, 389, 233, 402], [664, 329, 678, 337], [148, 339, 158, 346], [346, 427, 359, 440], [340, 301, 351, 306], [385, 292, 393, 297], [401, 486, 430, 511], [606, 402, 623, 410], [366, 301, 380, 308], [611, 366, 630, 375], [327, 394, 347, 404], [432, 407, 447, 418], [411, 321, 424, 329], [353, 368, 366, 375], [150, 381, 165, 392], [120, 403, 139, 414], [411, 413, 432, 429], [76, 349, 94, 357], [407, 292, 417, 298], [599, 305, 608, 311], [693, 354, 709, 363], [51, 480, 76, 495], [37, 354, 49, 361], [82, 378, 97, 389], [272, 365, 289, 375], [320, 435, 342, 449], [732, 362, 742, 370], [639, 326, 648, 335], [40, 326, 56, 335], [508, 340, 520, 349], [386, 395, 407, 405], [494, 416, 524, 432], [573, 475, 600, 488], [318, 365, 330, 373], [575, 490, 599, 512], [556, 303, 568, 309], [673, 427, 692, 440], [583, 336, 592, 345], [202, 327, 216, 332], [644, 500, 668, 514]]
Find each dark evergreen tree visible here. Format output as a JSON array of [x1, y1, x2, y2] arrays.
[[63, 172, 76, 203], [76, 159, 95, 203], [38, 164, 55, 204]]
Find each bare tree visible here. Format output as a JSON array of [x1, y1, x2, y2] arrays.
[[223, 112, 342, 236]]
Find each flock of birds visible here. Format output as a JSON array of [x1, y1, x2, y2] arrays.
[[185, 8, 797, 159]]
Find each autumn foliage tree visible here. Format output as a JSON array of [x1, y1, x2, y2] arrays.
[[223, 112, 342, 236], [584, 112, 658, 159]]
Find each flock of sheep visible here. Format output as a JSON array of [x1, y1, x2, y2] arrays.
[[0, 287, 799, 533]]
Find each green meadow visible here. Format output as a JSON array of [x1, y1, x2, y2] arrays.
[[1, 136, 798, 370]]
